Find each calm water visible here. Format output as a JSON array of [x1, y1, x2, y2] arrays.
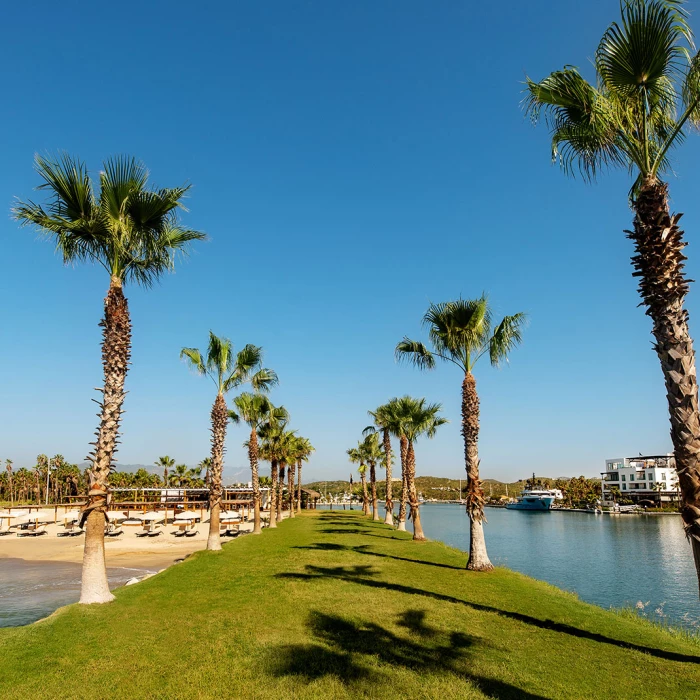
[[420, 503, 699, 628], [0, 559, 153, 627]]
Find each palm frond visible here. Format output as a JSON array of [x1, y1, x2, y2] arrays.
[[489, 313, 528, 367], [180, 347, 206, 375], [395, 338, 436, 370], [249, 368, 279, 393], [228, 409, 241, 424]]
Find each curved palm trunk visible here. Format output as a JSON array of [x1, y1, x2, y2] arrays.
[[297, 461, 303, 511], [277, 464, 286, 523], [383, 428, 393, 525], [207, 392, 228, 551], [632, 180, 700, 591], [406, 441, 426, 540], [370, 462, 379, 521], [269, 460, 278, 528], [80, 278, 130, 604], [249, 428, 262, 534], [288, 462, 295, 518], [397, 436, 409, 531], [463, 372, 493, 571], [360, 472, 369, 515]]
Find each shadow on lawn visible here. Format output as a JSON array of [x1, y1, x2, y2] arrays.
[[268, 608, 547, 699], [276, 565, 700, 665], [294, 542, 465, 570]]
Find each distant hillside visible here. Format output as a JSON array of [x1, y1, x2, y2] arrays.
[[304, 475, 600, 501]]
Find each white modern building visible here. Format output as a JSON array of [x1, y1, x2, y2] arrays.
[[601, 454, 680, 504]]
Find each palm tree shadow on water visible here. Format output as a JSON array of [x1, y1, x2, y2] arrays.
[[267, 608, 547, 699], [275, 565, 700, 665]]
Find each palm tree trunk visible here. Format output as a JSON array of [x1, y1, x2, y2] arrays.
[[207, 392, 228, 552], [249, 428, 262, 534], [361, 473, 369, 515], [288, 462, 295, 518], [631, 180, 700, 590], [406, 441, 426, 540], [383, 428, 393, 525], [297, 461, 303, 511], [269, 460, 278, 528], [397, 436, 408, 531], [80, 278, 131, 604], [462, 372, 493, 571], [277, 464, 286, 523], [370, 463, 379, 521]]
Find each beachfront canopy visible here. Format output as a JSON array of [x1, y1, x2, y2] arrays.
[[174, 512, 198, 520]]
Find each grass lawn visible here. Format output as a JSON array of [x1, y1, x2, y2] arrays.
[[0, 511, 698, 699]]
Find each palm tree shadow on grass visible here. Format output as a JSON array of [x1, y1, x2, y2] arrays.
[[267, 609, 547, 699], [275, 566, 700, 665], [295, 542, 464, 570]]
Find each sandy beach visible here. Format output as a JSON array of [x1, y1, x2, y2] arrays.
[[0, 515, 255, 570]]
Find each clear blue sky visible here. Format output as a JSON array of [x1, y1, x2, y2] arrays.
[[2, 0, 698, 483]]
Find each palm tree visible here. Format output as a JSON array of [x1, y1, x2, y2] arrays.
[[361, 432, 383, 521], [14, 154, 205, 603], [258, 416, 289, 529], [295, 437, 315, 512], [365, 403, 396, 525], [155, 456, 175, 489], [231, 393, 287, 534], [276, 430, 297, 522], [181, 332, 277, 550], [5, 460, 13, 507], [525, 0, 700, 588], [199, 457, 212, 489], [392, 396, 447, 541], [397, 298, 524, 566], [172, 464, 189, 487], [347, 445, 370, 515]]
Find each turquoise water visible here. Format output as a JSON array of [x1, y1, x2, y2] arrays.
[[0, 559, 152, 627], [320, 502, 699, 628]]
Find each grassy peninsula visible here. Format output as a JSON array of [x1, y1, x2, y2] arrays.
[[1, 511, 698, 699]]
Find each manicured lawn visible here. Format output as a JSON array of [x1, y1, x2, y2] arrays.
[[0, 511, 698, 699]]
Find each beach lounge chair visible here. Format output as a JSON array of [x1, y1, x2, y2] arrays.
[[147, 528, 162, 537], [172, 528, 187, 537], [135, 528, 151, 538], [105, 526, 123, 537], [0, 522, 12, 537], [184, 529, 198, 538], [17, 524, 47, 537]]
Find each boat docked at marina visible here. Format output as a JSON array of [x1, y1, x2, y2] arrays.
[[505, 487, 558, 511]]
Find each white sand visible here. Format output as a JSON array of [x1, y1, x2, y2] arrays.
[[0, 510, 263, 570]]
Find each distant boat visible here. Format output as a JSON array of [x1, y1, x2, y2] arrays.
[[505, 488, 556, 511]]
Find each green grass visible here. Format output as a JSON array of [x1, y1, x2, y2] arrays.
[[1, 511, 698, 699]]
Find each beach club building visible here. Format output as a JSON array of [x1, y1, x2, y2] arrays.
[[601, 454, 680, 504]]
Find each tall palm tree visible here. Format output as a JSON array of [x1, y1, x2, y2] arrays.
[[155, 456, 175, 489], [181, 332, 277, 550], [525, 0, 700, 589], [15, 154, 205, 604], [391, 396, 447, 541], [361, 432, 383, 521], [231, 393, 287, 534], [258, 416, 289, 529], [275, 430, 297, 523], [172, 464, 189, 487], [365, 403, 396, 525], [347, 445, 370, 515], [397, 298, 524, 566], [295, 437, 315, 512]]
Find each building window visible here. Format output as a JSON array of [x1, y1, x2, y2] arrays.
[[622, 475, 626, 481], [622, 484, 627, 490], [661, 473, 666, 480], [630, 474, 635, 482]]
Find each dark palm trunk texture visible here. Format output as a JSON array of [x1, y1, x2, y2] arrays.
[[406, 441, 425, 540], [631, 180, 700, 588], [249, 428, 262, 534], [383, 428, 393, 525], [269, 460, 278, 528], [208, 392, 228, 551]]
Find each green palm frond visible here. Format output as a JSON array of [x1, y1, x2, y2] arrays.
[[180, 347, 206, 375], [249, 368, 279, 393], [395, 338, 436, 370], [14, 152, 206, 285], [228, 409, 241, 424], [527, 0, 700, 185], [489, 313, 528, 367]]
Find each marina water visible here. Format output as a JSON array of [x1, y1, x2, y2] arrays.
[[419, 503, 699, 628]]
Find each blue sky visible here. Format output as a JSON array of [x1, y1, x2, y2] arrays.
[[2, 0, 698, 483]]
